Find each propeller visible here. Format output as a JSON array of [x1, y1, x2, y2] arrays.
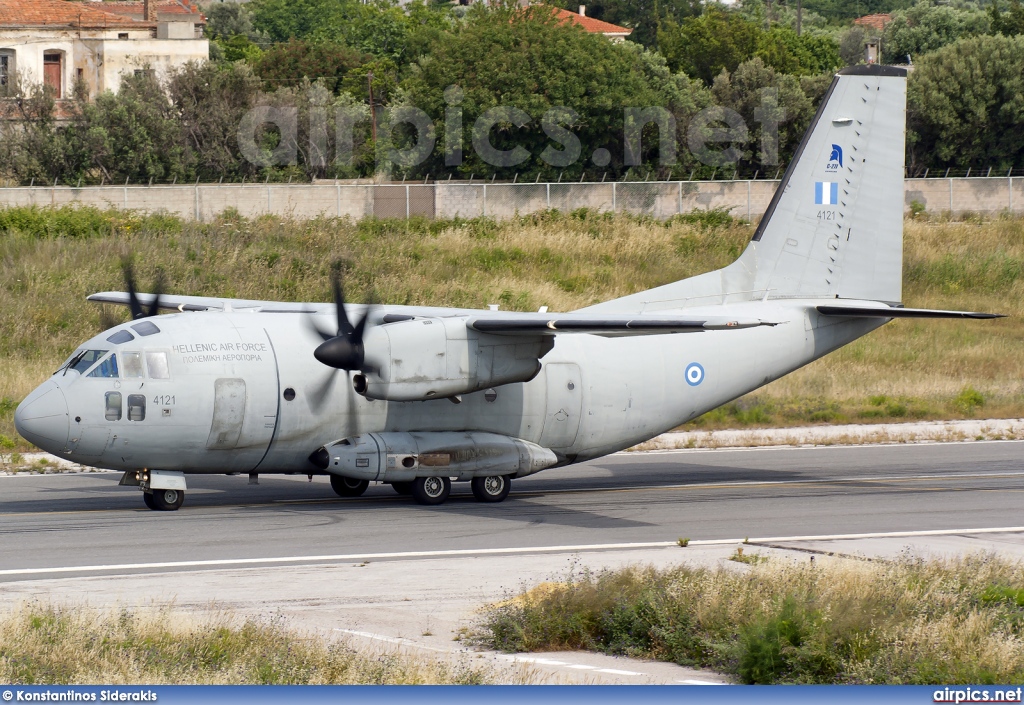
[[122, 260, 164, 319], [309, 266, 377, 373]]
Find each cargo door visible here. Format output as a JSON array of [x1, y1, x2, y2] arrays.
[[539, 362, 582, 449]]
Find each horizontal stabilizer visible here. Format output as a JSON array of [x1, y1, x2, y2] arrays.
[[817, 305, 1004, 319], [468, 314, 780, 336]]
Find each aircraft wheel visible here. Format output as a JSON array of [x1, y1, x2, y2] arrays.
[[391, 481, 413, 496], [151, 488, 184, 511], [471, 475, 511, 503], [142, 492, 156, 510], [330, 475, 369, 497], [412, 476, 450, 506]]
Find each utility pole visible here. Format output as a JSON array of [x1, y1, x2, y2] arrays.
[[367, 70, 377, 145], [797, 0, 802, 35]]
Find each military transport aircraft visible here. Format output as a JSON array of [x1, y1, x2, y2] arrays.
[[14, 65, 1001, 510]]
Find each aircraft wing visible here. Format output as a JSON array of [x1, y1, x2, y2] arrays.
[[464, 313, 781, 336], [87, 291, 321, 313], [816, 305, 1004, 319]]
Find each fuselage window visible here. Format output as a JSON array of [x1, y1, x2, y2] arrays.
[[105, 392, 123, 421], [87, 354, 119, 378], [69, 350, 107, 375], [146, 351, 170, 379], [127, 394, 146, 421], [132, 321, 160, 336], [122, 351, 144, 378], [106, 330, 135, 344]]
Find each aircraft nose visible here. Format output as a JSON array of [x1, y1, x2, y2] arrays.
[[14, 381, 70, 452]]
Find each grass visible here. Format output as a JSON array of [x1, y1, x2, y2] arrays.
[[2, 205, 1024, 449], [476, 554, 1024, 684], [0, 604, 496, 684]]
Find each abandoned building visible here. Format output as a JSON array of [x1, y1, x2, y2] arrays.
[[0, 0, 208, 99]]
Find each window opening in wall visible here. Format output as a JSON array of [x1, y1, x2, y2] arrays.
[[0, 53, 12, 87]]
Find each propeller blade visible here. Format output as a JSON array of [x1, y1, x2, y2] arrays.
[[331, 266, 355, 340], [122, 261, 144, 320], [146, 269, 166, 318]]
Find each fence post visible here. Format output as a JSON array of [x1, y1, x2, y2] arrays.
[[747, 179, 751, 221], [483, 183, 487, 217], [337, 183, 342, 218], [406, 184, 410, 219], [1010, 176, 1014, 213], [678, 181, 682, 215], [612, 182, 616, 212], [949, 178, 953, 213], [267, 184, 272, 214], [194, 183, 200, 221], [546, 182, 551, 209]]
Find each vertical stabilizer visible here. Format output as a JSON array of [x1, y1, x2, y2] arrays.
[[581, 64, 907, 314]]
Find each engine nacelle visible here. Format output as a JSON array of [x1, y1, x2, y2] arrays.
[[358, 317, 550, 401], [315, 431, 558, 482]]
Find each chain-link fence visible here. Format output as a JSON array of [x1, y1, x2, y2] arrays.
[[0, 177, 1020, 221]]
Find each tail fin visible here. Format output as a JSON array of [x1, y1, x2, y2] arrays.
[[583, 65, 908, 314]]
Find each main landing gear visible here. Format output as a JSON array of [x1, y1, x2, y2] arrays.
[[144, 488, 185, 511], [330, 475, 369, 497], [388, 475, 513, 505]]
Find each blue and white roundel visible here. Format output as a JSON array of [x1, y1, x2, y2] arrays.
[[685, 362, 705, 387]]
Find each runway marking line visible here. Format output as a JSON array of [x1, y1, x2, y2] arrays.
[[2, 526, 1024, 577], [3, 470, 1023, 518]]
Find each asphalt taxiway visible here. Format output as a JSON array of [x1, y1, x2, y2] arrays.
[[2, 440, 1022, 684]]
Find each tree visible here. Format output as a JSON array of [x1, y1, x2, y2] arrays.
[[838, 24, 870, 66], [401, 2, 680, 179], [711, 58, 816, 174], [755, 26, 841, 76], [907, 34, 1024, 170], [659, 8, 760, 84], [991, 0, 1024, 36], [205, 3, 258, 40], [255, 39, 369, 94], [882, 4, 990, 64]]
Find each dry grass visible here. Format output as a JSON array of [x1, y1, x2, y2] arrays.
[[1, 206, 1023, 448], [477, 554, 1024, 684], [0, 603, 497, 684]]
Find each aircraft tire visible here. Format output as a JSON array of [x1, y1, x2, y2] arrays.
[[330, 475, 369, 497], [142, 492, 156, 510], [412, 476, 450, 506], [471, 475, 511, 503], [151, 488, 184, 511], [391, 481, 414, 496]]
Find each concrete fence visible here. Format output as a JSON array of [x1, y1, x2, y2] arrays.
[[0, 177, 1020, 222]]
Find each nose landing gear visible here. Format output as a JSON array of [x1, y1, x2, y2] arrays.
[[145, 488, 185, 511]]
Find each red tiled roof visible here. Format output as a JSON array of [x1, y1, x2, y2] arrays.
[[854, 13, 892, 31], [100, 1, 203, 19], [0, 0, 152, 29], [546, 6, 632, 35]]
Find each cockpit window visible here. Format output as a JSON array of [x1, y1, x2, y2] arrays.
[[106, 330, 135, 344], [132, 321, 160, 336], [146, 351, 170, 379], [122, 351, 144, 378], [87, 354, 119, 378], [68, 350, 107, 375]]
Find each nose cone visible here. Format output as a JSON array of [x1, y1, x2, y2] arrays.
[[14, 381, 70, 452]]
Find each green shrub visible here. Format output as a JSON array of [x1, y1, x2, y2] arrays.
[[954, 386, 985, 415]]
